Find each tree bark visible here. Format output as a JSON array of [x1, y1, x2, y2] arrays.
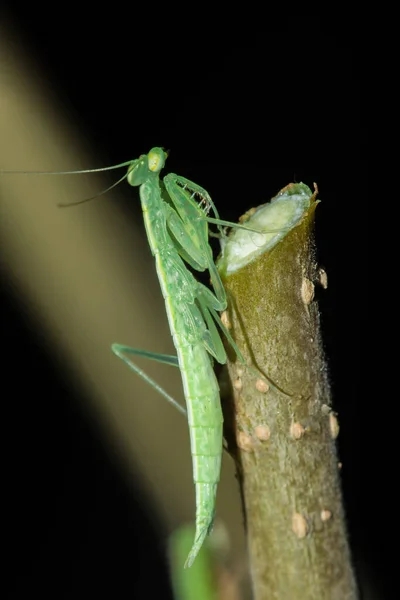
[[217, 183, 358, 600]]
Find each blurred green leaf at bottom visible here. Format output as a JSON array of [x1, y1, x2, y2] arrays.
[[169, 525, 218, 600]]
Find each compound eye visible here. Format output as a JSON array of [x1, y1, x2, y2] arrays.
[[148, 148, 166, 173]]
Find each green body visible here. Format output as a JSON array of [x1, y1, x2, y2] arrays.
[[113, 148, 231, 567]]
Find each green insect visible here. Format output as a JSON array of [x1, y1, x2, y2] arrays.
[[109, 148, 243, 568], [3, 148, 281, 567]]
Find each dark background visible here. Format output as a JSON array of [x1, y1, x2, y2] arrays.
[[1, 11, 374, 599]]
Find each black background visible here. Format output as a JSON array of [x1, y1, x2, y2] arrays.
[[1, 10, 375, 600]]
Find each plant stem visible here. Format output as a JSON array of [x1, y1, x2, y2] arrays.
[[217, 184, 358, 600]]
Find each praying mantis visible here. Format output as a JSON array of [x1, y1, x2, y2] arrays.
[[109, 147, 251, 568], [3, 147, 284, 568]]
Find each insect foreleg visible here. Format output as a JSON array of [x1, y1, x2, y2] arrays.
[[164, 174, 221, 218], [164, 198, 228, 308], [207, 306, 293, 397], [111, 344, 186, 416], [164, 174, 225, 238], [165, 205, 207, 271], [196, 285, 292, 397]]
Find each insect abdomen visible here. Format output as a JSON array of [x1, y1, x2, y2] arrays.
[[178, 342, 223, 567]]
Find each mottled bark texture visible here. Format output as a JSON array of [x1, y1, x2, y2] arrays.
[[217, 184, 357, 600]]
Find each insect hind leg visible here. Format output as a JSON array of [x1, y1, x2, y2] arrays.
[[205, 306, 293, 398], [111, 344, 186, 416]]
